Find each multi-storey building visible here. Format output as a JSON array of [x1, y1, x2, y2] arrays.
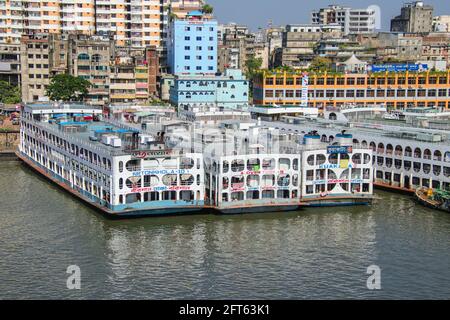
[[0, 43, 20, 86], [433, 15, 450, 32], [0, 0, 165, 47], [67, 35, 112, 107], [274, 24, 329, 69], [20, 34, 61, 103], [167, 10, 217, 74], [311, 5, 379, 35], [253, 70, 450, 110], [391, 1, 434, 33], [170, 69, 249, 110]]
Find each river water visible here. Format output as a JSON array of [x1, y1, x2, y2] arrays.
[[0, 160, 449, 299]]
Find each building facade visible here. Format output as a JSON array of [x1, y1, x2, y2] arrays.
[[169, 69, 249, 110], [0, 42, 20, 86], [391, 1, 434, 33], [311, 5, 378, 35], [167, 10, 217, 75], [253, 70, 450, 110]]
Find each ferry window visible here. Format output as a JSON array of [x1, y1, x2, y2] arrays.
[[413, 162, 421, 173], [262, 190, 275, 199], [316, 155, 326, 166], [424, 149, 432, 160], [231, 192, 244, 201], [126, 177, 141, 189], [162, 174, 178, 186], [247, 175, 260, 188], [340, 183, 349, 192], [197, 174, 200, 185], [247, 158, 260, 171], [434, 150, 442, 161], [126, 159, 140, 171], [143, 175, 159, 187], [144, 192, 159, 201], [277, 190, 290, 199], [246, 191, 259, 200], [119, 178, 123, 189], [277, 174, 290, 187], [352, 153, 362, 164], [118, 161, 123, 173], [414, 148, 422, 158], [444, 167, 450, 177], [292, 174, 299, 186], [293, 159, 299, 170], [180, 191, 194, 202], [261, 175, 275, 187], [180, 174, 194, 186], [222, 177, 229, 189], [223, 160, 229, 173], [231, 160, 244, 172], [222, 193, 229, 202], [119, 195, 123, 204], [162, 191, 177, 201], [328, 154, 338, 164], [279, 158, 290, 171], [306, 185, 314, 195], [197, 159, 200, 170], [126, 193, 141, 204], [262, 158, 275, 170]]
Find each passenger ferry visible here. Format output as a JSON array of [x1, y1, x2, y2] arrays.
[[18, 103, 373, 218], [274, 104, 450, 194]]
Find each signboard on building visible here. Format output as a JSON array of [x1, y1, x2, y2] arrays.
[[327, 146, 353, 154], [301, 73, 309, 107], [367, 63, 428, 73], [131, 150, 174, 159]]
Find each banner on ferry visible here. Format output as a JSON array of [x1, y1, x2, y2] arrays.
[[327, 146, 352, 154], [300, 73, 309, 107], [368, 63, 428, 73], [131, 149, 174, 159]]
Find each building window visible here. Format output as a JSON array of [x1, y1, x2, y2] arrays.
[[196, 66, 202, 70], [196, 36, 202, 41], [184, 46, 190, 50], [185, 36, 190, 40]]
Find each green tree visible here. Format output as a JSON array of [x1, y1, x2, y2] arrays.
[[46, 74, 91, 102], [0, 80, 21, 104], [202, 4, 214, 14], [309, 56, 332, 72], [244, 56, 263, 80]]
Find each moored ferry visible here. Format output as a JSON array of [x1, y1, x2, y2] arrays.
[[18, 103, 374, 218]]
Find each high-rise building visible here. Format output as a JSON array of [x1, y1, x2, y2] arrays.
[[311, 5, 379, 35], [167, 10, 217, 74], [391, 1, 434, 33], [0, 0, 165, 47]]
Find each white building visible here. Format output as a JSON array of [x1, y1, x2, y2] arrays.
[[311, 5, 379, 35]]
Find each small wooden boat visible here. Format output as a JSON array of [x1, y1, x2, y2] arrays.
[[414, 187, 450, 213]]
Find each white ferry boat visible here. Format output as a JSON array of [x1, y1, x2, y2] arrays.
[[18, 103, 374, 218]]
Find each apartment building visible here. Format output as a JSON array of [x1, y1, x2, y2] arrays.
[[20, 34, 54, 102], [0, 43, 20, 86], [0, 0, 165, 47], [311, 5, 379, 35], [391, 1, 434, 33], [167, 10, 217, 74], [253, 70, 450, 110], [67, 35, 112, 106]]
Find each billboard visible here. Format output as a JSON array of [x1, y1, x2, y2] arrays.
[[301, 73, 309, 107], [367, 64, 428, 73]]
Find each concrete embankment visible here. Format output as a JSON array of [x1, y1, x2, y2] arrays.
[[0, 151, 18, 161]]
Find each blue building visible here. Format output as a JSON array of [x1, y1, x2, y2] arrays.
[[167, 10, 218, 75], [169, 69, 250, 110]]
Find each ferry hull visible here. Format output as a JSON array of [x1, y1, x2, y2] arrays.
[[216, 204, 302, 215], [16, 151, 204, 219]]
